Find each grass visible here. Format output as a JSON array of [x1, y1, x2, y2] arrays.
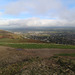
[[0, 30, 75, 75], [56, 53, 75, 57], [0, 38, 75, 49], [0, 38, 43, 43], [0, 43, 75, 49], [0, 42, 75, 75], [0, 56, 75, 75], [0, 38, 17, 43]]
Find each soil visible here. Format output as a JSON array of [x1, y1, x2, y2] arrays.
[[0, 46, 75, 58]]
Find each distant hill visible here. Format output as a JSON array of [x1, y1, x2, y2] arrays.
[[0, 29, 20, 39], [3, 27, 75, 33], [0, 29, 11, 34], [0, 29, 43, 43]]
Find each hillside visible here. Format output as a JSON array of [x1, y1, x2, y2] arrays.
[[0, 30, 43, 43], [0, 46, 75, 75], [0, 30, 20, 39], [0, 30, 75, 75]]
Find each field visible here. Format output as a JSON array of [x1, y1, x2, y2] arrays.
[[0, 43, 75, 49], [0, 46, 75, 75], [56, 53, 75, 57], [0, 30, 75, 75], [0, 38, 43, 43]]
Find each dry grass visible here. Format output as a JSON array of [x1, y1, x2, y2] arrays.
[[0, 46, 75, 75]]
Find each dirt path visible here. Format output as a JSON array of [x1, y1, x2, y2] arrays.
[[23, 48, 75, 58], [0, 46, 75, 58]]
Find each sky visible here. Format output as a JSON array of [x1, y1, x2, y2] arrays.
[[0, 0, 75, 28]]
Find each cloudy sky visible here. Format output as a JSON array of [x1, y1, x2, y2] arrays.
[[0, 0, 75, 28]]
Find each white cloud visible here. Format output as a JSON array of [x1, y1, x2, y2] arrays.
[[0, 18, 75, 27], [0, 12, 3, 16], [0, 0, 75, 27], [2, 0, 75, 20], [0, 19, 9, 25], [4, 0, 62, 15]]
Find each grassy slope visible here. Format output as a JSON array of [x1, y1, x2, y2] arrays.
[[0, 30, 43, 43], [0, 38, 43, 43], [0, 30, 75, 75], [0, 30, 75, 49], [56, 53, 75, 57], [0, 46, 75, 75], [0, 54, 75, 75], [0, 43, 75, 49]]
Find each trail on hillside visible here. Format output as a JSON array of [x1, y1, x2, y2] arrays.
[[0, 46, 75, 58]]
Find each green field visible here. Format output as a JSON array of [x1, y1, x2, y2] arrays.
[[0, 43, 75, 49], [56, 53, 75, 57]]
